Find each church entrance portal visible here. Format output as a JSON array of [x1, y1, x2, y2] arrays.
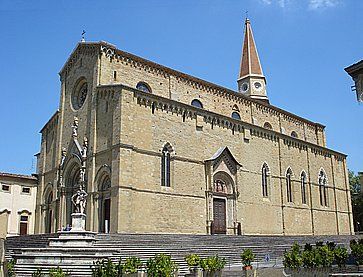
[[212, 198, 226, 234], [103, 198, 111, 233]]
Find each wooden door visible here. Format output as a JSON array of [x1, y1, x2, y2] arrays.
[[20, 222, 28, 235], [212, 198, 226, 234]]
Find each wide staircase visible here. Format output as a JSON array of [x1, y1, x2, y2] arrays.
[[5, 233, 359, 276]]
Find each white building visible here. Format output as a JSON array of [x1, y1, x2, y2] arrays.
[[0, 173, 38, 237]]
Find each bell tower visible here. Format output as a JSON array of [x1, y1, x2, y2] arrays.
[[237, 18, 269, 103]]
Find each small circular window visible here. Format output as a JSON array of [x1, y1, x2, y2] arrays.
[[72, 80, 88, 110]]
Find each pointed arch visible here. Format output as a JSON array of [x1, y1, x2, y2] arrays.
[[64, 162, 81, 225], [213, 171, 236, 195], [261, 162, 270, 197], [161, 142, 174, 187], [300, 171, 307, 205], [43, 183, 54, 233], [232, 104, 240, 112], [286, 167, 293, 203], [318, 169, 328, 206]]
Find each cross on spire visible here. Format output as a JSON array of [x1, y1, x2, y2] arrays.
[[81, 30, 86, 42]]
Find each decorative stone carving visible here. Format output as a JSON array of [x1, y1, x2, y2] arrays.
[[72, 117, 79, 138], [72, 189, 88, 214]]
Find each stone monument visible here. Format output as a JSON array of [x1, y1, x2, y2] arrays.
[[49, 117, 96, 247]]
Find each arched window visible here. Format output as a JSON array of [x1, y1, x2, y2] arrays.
[[136, 82, 152, 93], [291, 131, 298, 138], [191, 99, 203, 109], [301, 171, 307, 204], [286, 168, 293, 203], [161, 143, 173, 187], [319, 170, 328, 206], [264, 122, 272, 130], [231, 112, 241, 120], [261, 163, 270, 197]]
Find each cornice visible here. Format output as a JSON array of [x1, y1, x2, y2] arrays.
[[39, 110, 59, 134], [59, 42, 103, 78], [97, 42, 325, 130], [96, 84, 346, 159]]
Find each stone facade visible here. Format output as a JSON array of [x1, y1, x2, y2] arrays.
[[34, 23, 353, 236]]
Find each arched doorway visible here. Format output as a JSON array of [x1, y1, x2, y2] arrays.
[[211, 171, 236, 235], [65, 164, 80, 226], [44, 191, 53, 233], [98, 175, 111, 233]]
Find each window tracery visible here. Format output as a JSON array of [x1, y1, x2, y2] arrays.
[[286, 168, 293, 203]]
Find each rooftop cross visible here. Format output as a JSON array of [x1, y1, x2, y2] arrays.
[[81, 30, 86, 42]]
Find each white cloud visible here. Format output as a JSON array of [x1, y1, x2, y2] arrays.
[[308, 0, 340, 10], [259, 0, 287, 8], [260, 0, 341, 10], [277, 0, 286, 7]]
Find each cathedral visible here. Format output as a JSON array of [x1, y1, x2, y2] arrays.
[[34, 19, 353, 236]]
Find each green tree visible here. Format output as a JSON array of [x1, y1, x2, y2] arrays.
[[350, 170, 363, 231], [349, 170, 361, 194]]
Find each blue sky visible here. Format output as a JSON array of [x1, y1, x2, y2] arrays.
[[0, 0, 362, 174]]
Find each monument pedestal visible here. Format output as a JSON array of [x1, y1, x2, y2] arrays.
[[71, 213, 86, 231], [48, 213, 96, 248]]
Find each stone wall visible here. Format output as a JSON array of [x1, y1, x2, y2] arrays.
[[34, 42, 352, 235]]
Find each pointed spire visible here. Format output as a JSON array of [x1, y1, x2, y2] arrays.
[[239, 18, 264, 79], [237, 18, 268, 103]]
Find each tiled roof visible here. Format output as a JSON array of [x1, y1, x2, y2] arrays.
[[0, 172, 37, 181], [239, 18, 264, 79]]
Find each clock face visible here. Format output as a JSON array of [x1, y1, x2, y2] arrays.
[[254, 81, 263, 91], [241, 82, 249, 93], [72, 81, 88, 110]]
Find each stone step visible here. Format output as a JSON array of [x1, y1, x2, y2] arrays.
[[6, 233, 360, 277]]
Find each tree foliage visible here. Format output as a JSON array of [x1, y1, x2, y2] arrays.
[[350, 170, 363, 231]]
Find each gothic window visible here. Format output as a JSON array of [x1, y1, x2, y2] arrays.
[[191, 99, 203, 109], [261, 163, 270, 197], [319, 170, 328, 206], [136, 82, 152, 93], [301, 171, 307, 204], [231, 112, 241, 120], [286, 168, 293, 203], [291, 131, 298, 138], [264, 122, 272, 130], [161, 144, 172, 187]]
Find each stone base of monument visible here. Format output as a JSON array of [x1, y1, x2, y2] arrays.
[[71, 213, 86, 231], [48, 231, 96, 248], [48, 213, 96, 248]]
